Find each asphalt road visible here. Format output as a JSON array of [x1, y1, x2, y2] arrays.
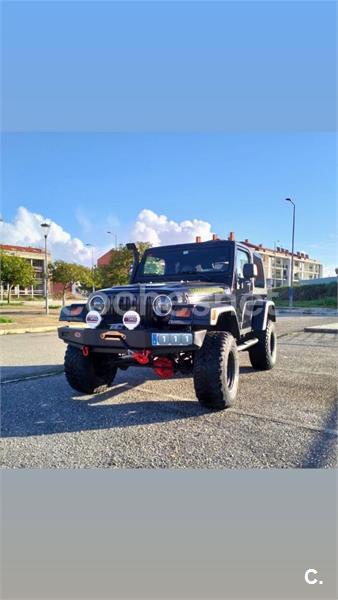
[[1, 316, 337, 468]]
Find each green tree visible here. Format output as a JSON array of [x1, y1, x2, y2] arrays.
[[80, 266, 105, 294], [0, 252, 35, 303], [49, 261, 93, 305], [99, 247, 133, 287], [136, 241, 152, 258]]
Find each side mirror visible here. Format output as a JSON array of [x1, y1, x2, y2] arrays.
[[243, 262, 258, 279]]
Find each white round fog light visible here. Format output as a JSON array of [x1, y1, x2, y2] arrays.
[[123, 310, 141, 330], [86, 310, 102, 329]]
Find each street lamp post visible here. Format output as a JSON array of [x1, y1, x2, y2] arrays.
[[107, 231, 118, 249], [285, 198, 296, 307], [40, 222, 50, 315], [85, 243, 95, 292]]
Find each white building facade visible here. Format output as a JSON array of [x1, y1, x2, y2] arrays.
[[241, 240, 322, 288]]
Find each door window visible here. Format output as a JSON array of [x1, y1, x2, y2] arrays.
[[236, 249, 250, 279], [253, 253, 265, 288]]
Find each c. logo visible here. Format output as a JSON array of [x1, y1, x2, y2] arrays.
[[305, 569, 322, 585]]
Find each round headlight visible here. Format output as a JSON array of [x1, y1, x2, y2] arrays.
[[88, 294, 107, 314], [153, 294, 172, 317]]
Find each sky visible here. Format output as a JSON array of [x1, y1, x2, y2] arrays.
[[1, 132, 336, 273], [1, 1, 336, 274]]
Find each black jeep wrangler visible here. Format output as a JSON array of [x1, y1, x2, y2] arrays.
[[58, 239, 277, 410]]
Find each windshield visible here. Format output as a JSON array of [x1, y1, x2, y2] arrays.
[[134, 243, 233, 282]]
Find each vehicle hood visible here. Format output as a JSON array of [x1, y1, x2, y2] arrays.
[[99, 281, 231, 303]]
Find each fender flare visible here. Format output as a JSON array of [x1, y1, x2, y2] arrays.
[[210, 305, 241, 338], [252, 300, 276, 331]]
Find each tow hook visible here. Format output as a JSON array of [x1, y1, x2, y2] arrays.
[[153, 357, 174, 379], [82, 345, 90, 357]]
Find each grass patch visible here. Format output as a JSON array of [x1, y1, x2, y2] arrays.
[[24, 297, 43, 301], [275, 297, 337, 308], [0, 316, 14, 323], [49, 304, 61, 309], [270, 282, 337, 309], [0, 301, 24, 306]]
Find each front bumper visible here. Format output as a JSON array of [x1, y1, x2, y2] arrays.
[[58, 326, 206, 354]]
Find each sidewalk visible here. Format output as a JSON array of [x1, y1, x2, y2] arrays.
[[304, 323, 338, 334], [0, 302, 86, 335], [0, 304, 63, 334], [0, 313, 60, 335]]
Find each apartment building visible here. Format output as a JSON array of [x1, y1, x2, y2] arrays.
[[0, 244, 51, 298], [241, 239, 322, 287]]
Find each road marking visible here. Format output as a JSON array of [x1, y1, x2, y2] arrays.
[[227, 408, 338, 437], [274, 368, 336, 377], [133, 385, 338, 437], [1, 372, 337, 438], [279, 342, 338, 348], [2, 366, 335, 384], [1, 370, 63, 384]]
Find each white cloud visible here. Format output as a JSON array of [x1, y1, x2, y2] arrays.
[[0, 207, 215, 266], [131, 209, 214, 246], [0, 206, 92, 265], [3, 207, 336, 282]]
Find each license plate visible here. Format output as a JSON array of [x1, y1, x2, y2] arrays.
[[151, 333, 193, 346]]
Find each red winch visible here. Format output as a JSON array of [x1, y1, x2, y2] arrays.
[[152, 356, 174, 379], [131, 350, 174, 379]]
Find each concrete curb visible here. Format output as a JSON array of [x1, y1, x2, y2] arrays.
[[0, 326, 58, 335], [277, 308, 338, 316], [304, 325, 338, 334]]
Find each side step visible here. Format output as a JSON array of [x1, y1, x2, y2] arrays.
[[237, 338, 259, 352]]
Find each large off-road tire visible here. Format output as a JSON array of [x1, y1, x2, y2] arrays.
[[64, 345, 117, 394], [193, 331, 239, 410], [249, 320, 277, 370]]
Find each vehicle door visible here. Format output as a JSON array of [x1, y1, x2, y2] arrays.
[[235, 246, 254, 330]]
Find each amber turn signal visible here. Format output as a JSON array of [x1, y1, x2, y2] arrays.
[[174, 308, 191, 318], [70, 305, 83, 316]]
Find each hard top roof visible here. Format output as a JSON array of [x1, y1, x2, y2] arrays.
[[145, 239, 236, 252]]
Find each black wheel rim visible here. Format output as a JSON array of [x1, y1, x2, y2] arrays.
[[227, 351, 235, 389]]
